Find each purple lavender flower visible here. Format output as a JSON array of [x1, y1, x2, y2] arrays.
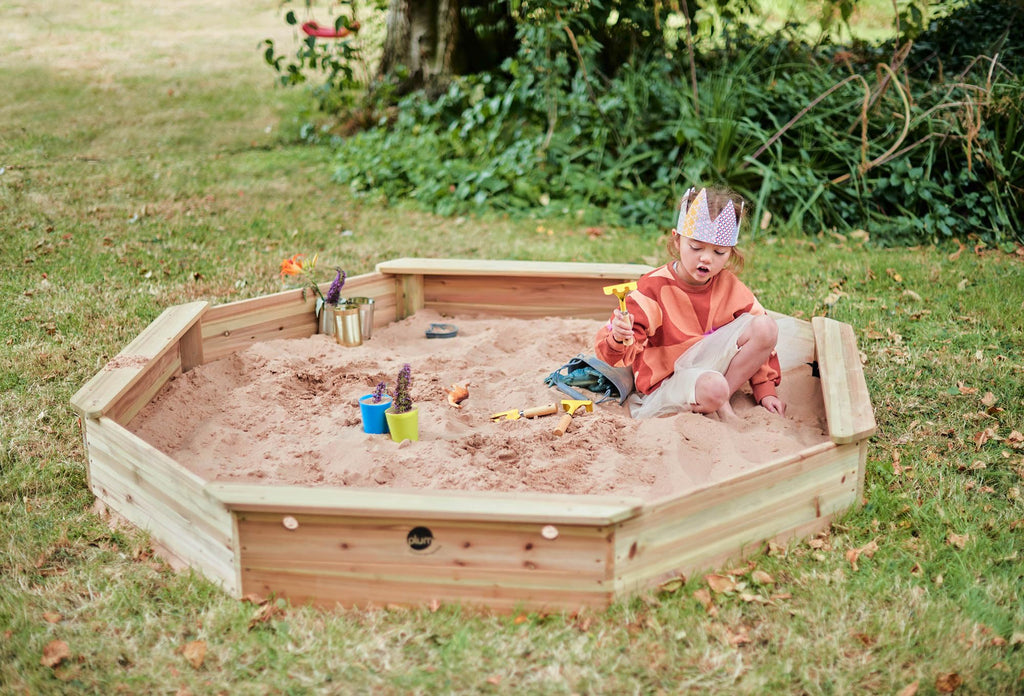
[[325, 268, 346, 306], [393, 363, 413, 414], [371, 381, 387, 403]]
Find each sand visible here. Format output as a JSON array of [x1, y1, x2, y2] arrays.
[[128, 310, 830, 502]]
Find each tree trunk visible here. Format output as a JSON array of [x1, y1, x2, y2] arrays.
[[378, 0, 516, 97]]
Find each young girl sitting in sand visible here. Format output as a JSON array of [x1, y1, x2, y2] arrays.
[[595, 186, 785, 420]]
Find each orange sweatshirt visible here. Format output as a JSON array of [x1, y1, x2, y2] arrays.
[[595, 264, 781, 401]]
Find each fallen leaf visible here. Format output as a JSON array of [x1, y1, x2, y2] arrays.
[[981, 392, 996, 407], [248, 600, 285, 629], [181, 640, 206, 670], [658, 576, 684, 594], [513, 614, 529, 625], [902, 289, 922, 301], [42, 612, 62, 624], [693, 588, 717, 616], [974, 427, 998, 449], [948, 240, 965, 261], [852, 631, 876, 646], [845, 540, 879, 571], [725, 561, 755, 576], [751, 570, 774, 585], [947, 533, 970, 549], [897, 680, 920, 696], [40, 640, 70, 668], [486, 675, 502, 685], [705, 574, 737, 594], [727, 627, 752, 646], [935, 671, 963, 692]]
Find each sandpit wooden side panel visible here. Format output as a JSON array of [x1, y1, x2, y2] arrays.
[[83, 418, 239, 593], [421, 275, 643, 320], [377, 258, 653, 320], [70, 301, 208, 424], [812, 316, 877, 445], [200, 272, 397, 362], [233, 513, 615, 611], [612, 441, 863, 592]]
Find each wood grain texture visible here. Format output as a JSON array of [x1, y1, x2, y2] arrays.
[[812, 316, 877, 444], [210, 484, 643, 525], [235, 512, 614, 611], [83, 417, 238, 592], [70, 301, 208, 420], [377, 257, 653, 279]]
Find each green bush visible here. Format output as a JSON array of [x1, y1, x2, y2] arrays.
[[280, 2, 1024, 246]]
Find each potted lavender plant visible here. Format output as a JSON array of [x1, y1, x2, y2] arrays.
[[384, 363, 418, 442], [358, 381, 391, 435]]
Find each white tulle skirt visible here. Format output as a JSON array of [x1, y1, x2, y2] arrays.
[[629, 312, 759, 419]]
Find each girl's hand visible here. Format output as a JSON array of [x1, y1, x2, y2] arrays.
[[610, 311, 633, 345], [760, 395, 787, 416]]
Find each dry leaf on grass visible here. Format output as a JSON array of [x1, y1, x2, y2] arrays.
[[181, 640, 206, 670], [693, 588, 717, 616], [248, 601, 286, 629], [947, 533, 970, 549], [40, 639, 70, 668], [897, 680, 920, 696], [935, 671, 963, 693], [845, 540, 879, 571], [705, 573, 737, 593]]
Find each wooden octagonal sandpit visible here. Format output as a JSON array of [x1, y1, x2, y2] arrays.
[[70, 258, 876, 612]]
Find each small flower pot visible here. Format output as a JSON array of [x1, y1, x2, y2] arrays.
[[334, 303, 362, 347], [385, 407, 419, 442], [358, 395, 392, 434], [317, 300, 337, 336]]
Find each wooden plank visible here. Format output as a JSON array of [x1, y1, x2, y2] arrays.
[[236, 513, 611, 579], [396, 273, 424, 320], [419, 275, 637, 319], [107, 349, 179, 426], [377, 257, 653, 279], [178, 321, 204, 372], [208, 483, 643, 526], [612, 444, 860, 589], [83, 417, 238, 592], [812, 316, 877, 444], [240, 567, 613, 612], [201, 272, 397, 361], [235, 512, 615, 611], [70, 301, 209, 420]]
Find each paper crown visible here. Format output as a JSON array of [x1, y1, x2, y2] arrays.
[[676, 187, 740, 247]]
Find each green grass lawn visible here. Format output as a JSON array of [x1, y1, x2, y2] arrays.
[[2, 1, 1022, 693]]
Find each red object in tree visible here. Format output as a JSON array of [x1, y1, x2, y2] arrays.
[[301, 21, 360, 39]]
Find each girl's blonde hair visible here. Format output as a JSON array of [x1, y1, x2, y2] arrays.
[[665, 186, 748, 272]]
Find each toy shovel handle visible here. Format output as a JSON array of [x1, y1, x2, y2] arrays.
[[554, 413, 573, 436], [619, 308, 634, 346], [523, 403, 558, 418]]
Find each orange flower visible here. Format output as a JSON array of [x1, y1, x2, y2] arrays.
[[280, 253, 317, 278]]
